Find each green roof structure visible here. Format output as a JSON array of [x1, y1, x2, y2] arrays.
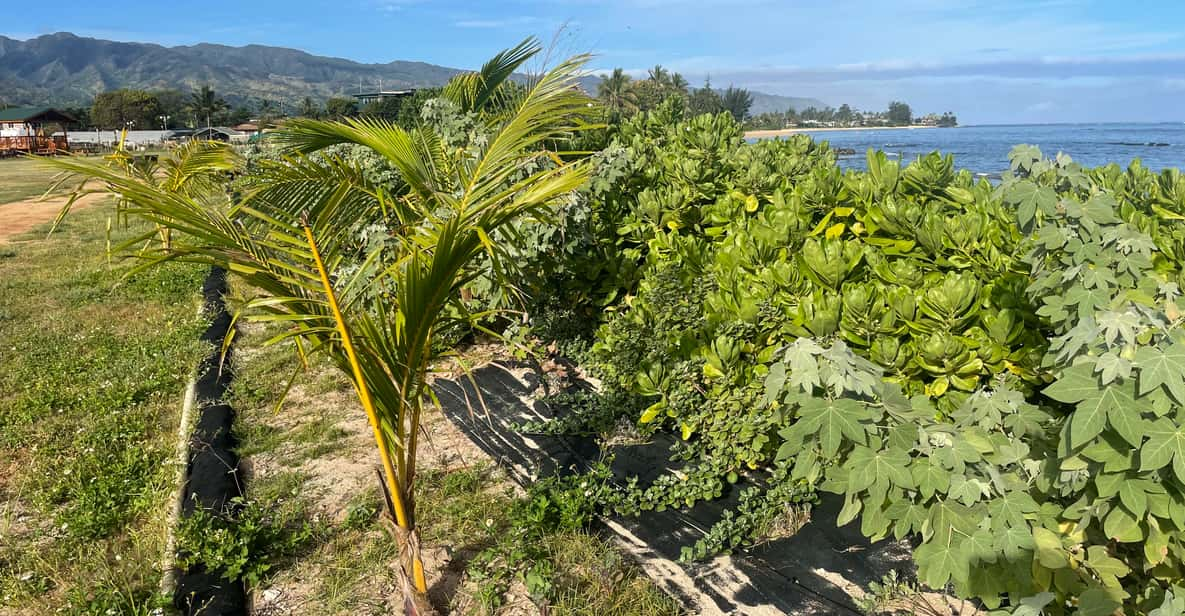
[[0, 107, 77, 123]]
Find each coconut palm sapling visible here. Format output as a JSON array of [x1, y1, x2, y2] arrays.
[[45, 39, 597, 608]]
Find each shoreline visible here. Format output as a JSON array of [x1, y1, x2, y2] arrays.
[[745, 125, 945, 139]]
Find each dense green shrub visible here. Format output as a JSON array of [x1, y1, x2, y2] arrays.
[[550, 106, 1185, 614]]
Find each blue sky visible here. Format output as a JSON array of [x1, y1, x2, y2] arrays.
[[6, 0, 1185, 124]]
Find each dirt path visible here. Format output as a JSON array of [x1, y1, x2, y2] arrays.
[[0, 192, 107, 242]]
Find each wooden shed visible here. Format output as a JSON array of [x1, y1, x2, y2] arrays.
[[0, 107, 76, 156]]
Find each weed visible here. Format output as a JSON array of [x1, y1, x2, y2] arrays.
[[341, 488, 382, 531], [176, 472, 319, 588], [453, 470, 681, 614], [517, 388, 645, 438]]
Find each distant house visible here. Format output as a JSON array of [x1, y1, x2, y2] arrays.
[[164, 129, 195, 143], [193, 126, 249, 144], [232, 122, 262, 136], [352, 89, 416, 106], [0, 107, 76, 156]]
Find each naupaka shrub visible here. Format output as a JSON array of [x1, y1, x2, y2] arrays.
[[548, 107, 1185, 614]]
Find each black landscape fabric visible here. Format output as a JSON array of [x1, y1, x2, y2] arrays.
[[174, 267, 248, 616], [433, 362, 915, 615]]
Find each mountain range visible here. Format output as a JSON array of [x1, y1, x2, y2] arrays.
[[0, 32, 825, 115]]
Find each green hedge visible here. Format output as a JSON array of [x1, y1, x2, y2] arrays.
[[551, 107, 1185, 614]]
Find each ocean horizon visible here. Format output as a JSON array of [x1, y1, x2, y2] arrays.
[[754, 122, 1185, 174]]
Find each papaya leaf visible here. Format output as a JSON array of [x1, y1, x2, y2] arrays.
[[798, 397, 873, 458], [1136, 344, 1185, 403]]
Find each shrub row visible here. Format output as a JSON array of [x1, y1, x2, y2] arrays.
[[530, 106, 1185, 614]]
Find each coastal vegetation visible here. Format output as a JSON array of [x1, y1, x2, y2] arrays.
[[505, 104, 1185, 614], [10, 32, 1184, 616]]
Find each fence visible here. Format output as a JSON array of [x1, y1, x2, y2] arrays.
[[0, 135, 69, 156]]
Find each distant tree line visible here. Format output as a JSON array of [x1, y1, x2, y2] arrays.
[[591, 68, 957, 131], [70, 80, 956, 134], [746, 101, 957, 130], [299, 89, 443, 126], [65, 85, 445, 131], [74, 86, 251, 130], [597, 66, 754, 123]]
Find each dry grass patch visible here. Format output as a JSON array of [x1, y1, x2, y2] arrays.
[[0, 157, 81, 206]]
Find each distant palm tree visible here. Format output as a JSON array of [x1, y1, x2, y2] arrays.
[[721, 86, 754, 122], [598, 68, 638, 116], [671, 72, 689, 94], [189, 85, 229, 128], [647, 64, 670, 87]]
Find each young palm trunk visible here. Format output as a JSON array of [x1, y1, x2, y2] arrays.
[[304, 225, 433, 613], [379, 479, 432, 614], [388, 506, 434, 615]]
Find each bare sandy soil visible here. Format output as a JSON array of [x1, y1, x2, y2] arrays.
[[242, 341, 529, 616], [0, 193, 107, 242]]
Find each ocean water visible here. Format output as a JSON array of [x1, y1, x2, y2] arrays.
[[759, 123, 1185, 176]]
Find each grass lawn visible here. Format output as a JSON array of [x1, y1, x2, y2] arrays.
[[0, 157, 81, 206], [0, 207, 207, 614]]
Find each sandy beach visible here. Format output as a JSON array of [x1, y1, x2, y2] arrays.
[[745, 125, 943, 139]]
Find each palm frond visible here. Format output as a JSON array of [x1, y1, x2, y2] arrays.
[[271, 118, 443, 201], [456, 52, 594, 214], [240, 154, 392, 239], [160, 141, 241, 195], [443, 37, 540, 114]]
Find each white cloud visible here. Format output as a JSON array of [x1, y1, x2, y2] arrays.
[[453, 16, 541, 29], [371, 0, 423, 14]]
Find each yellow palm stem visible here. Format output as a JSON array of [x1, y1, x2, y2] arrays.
[[303, 224, 428, 592]]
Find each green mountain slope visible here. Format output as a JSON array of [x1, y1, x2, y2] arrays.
[[0, 32, 828, 113], [0, 32, 463, 106]]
